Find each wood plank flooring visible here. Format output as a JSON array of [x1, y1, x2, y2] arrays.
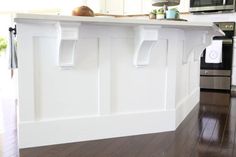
[[20, 98, 236, 157]]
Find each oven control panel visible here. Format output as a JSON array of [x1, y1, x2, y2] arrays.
[[215, 22, 235, 31]]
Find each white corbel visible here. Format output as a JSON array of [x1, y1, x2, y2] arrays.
[[183, 31, 211, 64], [183, 25, 224, 64], [133, 26, 160, 67], [56, 22, 80, 69]]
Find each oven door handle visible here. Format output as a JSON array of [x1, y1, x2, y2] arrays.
[[214, 39, 233, 44], [223, 0, 226, 5], [222, 39, 233, 44]]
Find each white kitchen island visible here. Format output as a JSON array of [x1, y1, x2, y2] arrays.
[[14, 14, 223, 148]]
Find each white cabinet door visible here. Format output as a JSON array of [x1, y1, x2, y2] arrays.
[[102, 0, 154, 15], [87, 0, 100, 13], [177, 0, 190, 13], [142, 0, 154, 14], [105, 0, 124, 14], [124, 0, 142, 15]]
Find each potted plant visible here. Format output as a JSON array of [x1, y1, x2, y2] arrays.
[[166, 8, 179, 19], [149, 9, 156, 19], [156, 8, 164, 19], [0, 37, 7, 56]]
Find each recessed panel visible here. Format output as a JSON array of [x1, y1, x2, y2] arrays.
[[111, 38, 167, 113], [34, 37, 99, 119]]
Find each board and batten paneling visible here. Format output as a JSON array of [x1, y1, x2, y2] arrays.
[[15, 14, 223, 148]]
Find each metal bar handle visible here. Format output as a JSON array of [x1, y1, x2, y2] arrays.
[[9, 25, 17, 36], [223, 0, 226, 5]]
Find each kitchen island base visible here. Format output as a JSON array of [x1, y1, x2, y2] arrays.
[[15, 14, 223, 148]]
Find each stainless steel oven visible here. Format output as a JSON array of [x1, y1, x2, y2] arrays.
[[200, 22, 235, 106], [190, 0, 236, 12]]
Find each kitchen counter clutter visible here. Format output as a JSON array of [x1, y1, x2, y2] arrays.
[[15, 13, 223, 148]]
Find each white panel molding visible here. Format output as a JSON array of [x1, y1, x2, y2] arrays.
[[98, 37, 112, 115], [154, 28, 185, 110], [18, 23, 76, 122], [161, 29, 185, 110], [17, 24, 36, 122], [19, 109, 176, 148], [15, 14, 223, 148], [175, 87, 199, 128]]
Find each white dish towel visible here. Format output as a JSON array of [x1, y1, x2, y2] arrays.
[[9, 29, 18, 78], [205, 40, 223, 63]]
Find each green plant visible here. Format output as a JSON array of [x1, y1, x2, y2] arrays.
[[150, 9, 157, 15], [156, 8, 164, 15], [0, 37, 7, 55]]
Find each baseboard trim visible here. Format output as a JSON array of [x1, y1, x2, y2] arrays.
[[20, 109, 175, 148], [175, 88, 200, 129], [20, 88, 200, 149]]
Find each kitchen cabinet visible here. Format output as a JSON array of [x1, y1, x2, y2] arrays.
[[15, 13, 222, 148], [104, 0, 124, 14], [177, 0, 190, 13], [15, 14, 222, 148], [102, 0, 154, 15], [101, 0, 189, 15], [87, 0, 100, 13], [124, 0, 142, 15], [142, 0, 154, 14]]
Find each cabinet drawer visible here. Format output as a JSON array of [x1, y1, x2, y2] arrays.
[[200, 91, 230, 106], [200, 76, 231, 90]]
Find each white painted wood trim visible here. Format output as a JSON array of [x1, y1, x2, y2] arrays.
[[133, 26, 160, 67], [56, 22, 80, 69], [183, 30, 214, 64], [19, 109, 176, 148], [15, 15, 223, 149], [14, 13, 224, 31], [98, 37, 112, 114], [17, 24, 36, 122]]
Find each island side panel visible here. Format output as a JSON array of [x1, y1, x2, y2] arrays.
[[18, 24, 176, 148], [175, 46, 201, 127]]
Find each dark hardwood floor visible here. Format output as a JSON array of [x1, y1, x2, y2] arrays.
[[20, 98, 236, 157]]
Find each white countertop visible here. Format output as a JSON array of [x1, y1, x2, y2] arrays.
[[14, 13, 223, 35]]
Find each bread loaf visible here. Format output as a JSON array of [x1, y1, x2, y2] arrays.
[[72, 6, 94, 16]]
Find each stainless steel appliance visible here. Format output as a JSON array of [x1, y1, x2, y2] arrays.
[[200, 22, 235, 106], [190, 0, 236, 13]]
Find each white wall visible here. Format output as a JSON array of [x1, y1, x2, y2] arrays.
[[181, 12, 236, 22], [101, 0, 189, 15], [0, 13, 19, 157], [0, 0, 100, 15]]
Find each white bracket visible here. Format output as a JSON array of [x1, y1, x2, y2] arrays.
[[182, 31, 212, 64], [133, 26, 160, 67], [56, 22, 80, 69], [182, 26, 225, 64]]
